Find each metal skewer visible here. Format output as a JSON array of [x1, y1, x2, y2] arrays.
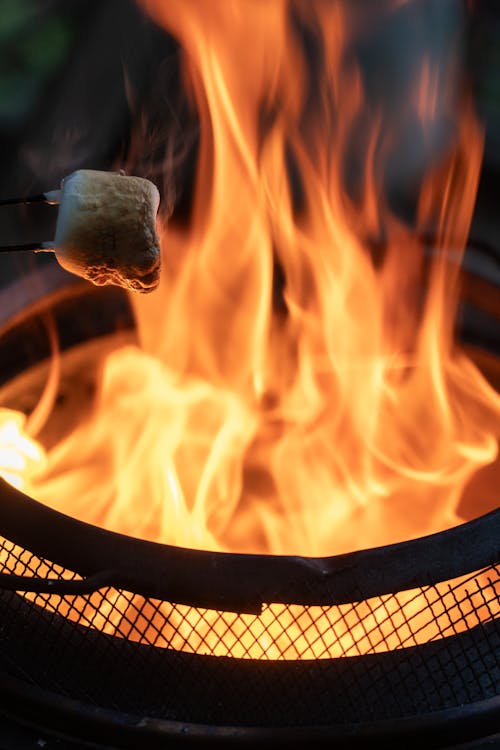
[[0, 190, 60, 254], [0, 242, 54, 255], [0, 190, 60, 208]]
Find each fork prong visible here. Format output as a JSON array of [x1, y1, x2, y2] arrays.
[[0, 194, 48, 207], [0, 242, 54, 254], [0, 190, 60, 207]]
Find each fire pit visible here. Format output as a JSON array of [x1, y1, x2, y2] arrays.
[[0, 267, 497, 748]]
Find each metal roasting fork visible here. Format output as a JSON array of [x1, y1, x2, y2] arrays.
[[0, 191, 61, 254]]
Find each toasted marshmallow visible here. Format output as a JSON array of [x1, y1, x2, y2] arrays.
[[54, 170, 161, 293]]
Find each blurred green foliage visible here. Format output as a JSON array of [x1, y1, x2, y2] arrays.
[[0, 0, 73, 124]]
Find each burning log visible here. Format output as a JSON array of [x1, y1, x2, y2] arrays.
[[0, 170, 161, 294]]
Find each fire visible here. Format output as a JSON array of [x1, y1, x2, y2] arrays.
[[0, 0, 499, 658], [0, 411, 44, 491]]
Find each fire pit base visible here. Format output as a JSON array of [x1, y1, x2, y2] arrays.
[[0, 674, 498, 749]]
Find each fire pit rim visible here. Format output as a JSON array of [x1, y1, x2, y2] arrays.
[[0, 478, 497, 614]]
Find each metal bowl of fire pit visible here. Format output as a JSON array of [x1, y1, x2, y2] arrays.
[[0, 263, 497, 749]]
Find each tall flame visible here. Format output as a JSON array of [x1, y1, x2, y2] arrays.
[[1, 0, 499, 559]]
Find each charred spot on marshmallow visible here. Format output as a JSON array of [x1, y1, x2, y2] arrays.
[[54, 170, 161, 293]]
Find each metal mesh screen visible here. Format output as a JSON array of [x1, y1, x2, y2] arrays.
[[1, 535, 499, 659], [0, 531, 498, 726]]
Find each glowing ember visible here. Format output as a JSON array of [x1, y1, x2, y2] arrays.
[[0, 0, 498, 662]]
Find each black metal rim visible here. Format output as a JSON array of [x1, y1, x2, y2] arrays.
[[0, 478, 498, 613]]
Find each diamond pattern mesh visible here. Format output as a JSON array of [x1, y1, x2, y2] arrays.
[[1, 535, 498, 659], [0, 533, 498, 725]]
